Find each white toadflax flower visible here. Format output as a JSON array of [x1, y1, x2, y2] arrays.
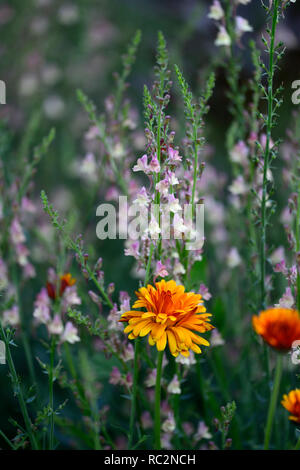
[[215, 26, 231, 47], [167, 375, 181, 394], [235, 16, 253, 37], [162, 413, 176, 433], [226, 247, 242, 269], [208, 1, 224, 21], [2, 306, 20, 327]]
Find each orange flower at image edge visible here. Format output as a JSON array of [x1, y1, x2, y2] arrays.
[[281, 390, 300, 423], [119, 280, 214, 357], [252, 308, 300, 350]]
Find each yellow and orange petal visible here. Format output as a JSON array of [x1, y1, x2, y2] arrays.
[[119, 279, 214, 357], [252, 308, 300, 351], [281, 389, 300, 423]]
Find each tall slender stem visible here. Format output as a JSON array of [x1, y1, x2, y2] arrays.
[[128, 338, 140, 449], [294, 436, 300, 451], [264, 354, 283, 450], [48, 338, 55, 450], [260, 0, 279, 311], [0, 321, 39, 450], [154, 350, 164, 450], [260, 0, 279, 384]]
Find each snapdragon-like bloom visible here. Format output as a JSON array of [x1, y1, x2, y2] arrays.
[[2, 305, 20, 327], [208, 0, 224, 21], [252, 308, 300, 350], [281, 389, 300, 423], [215, 26, 231, 47], [120, 280, 214, 357], [235, 16, 253, 37]]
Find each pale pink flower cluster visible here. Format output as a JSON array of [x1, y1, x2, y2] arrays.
[[33, 273, 81, 344]]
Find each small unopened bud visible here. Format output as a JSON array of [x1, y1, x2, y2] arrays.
[[107, 283, 115, 295], [225, 438, 232, 449], [82, 268, 89, 279]]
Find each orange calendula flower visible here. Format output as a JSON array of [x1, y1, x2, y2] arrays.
[[119, 280, 214, 357], [252, 308, 300, 351], [281, 389, 300, 423]]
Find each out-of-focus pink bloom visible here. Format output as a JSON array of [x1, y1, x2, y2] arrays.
[[156, 178, 169, 197], [198, 284, 212, 301], [21, 197, 36, 213], [195, 421, 212, 441], [2, 305, 19, 327], [33, 288, 51, 324], [161, 433, 173, 450], [108, 304, 123, 331], [182, 422, 194, 437], [85, 125, 100, 140], [48, 314, 64, 335], [210, 329, 225, 347], [62, 286, 81, 309], [229, 141, 249, 166], [10, 218, 26, 244], [119, 291, 130, 313], [167, 194, 181, 213], [269, 246, 285, 265], [109, 366, 122, 385], [23, 262, 36, 279], [124, 240, 140, 259], [141, 411, 153, 429], [274, 260, 288, 275], [155, 260, 169, 279], [275, 287, 294, 309], [15, 244, 29, 266], [228, 175, 249, 196], [122, 372, 133, 388], [148, 154, 160, 173], [105, 186, 119, 201], [133, 187, 150, 207], [121, 342, 134, 362], [167, 146, 182, 164], [226, 247, 241, 268], [0, 259, 8, 290]]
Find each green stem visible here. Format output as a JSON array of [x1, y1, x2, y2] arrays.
[[154, 350, 164, 450], [128, 338, 140, 449], [260, 0, 279, 385], [0, 321, 39, 450], [48, 338, 55, 450], [260, 0, 279, 311], [294, 436, 300, 451], [264, 354, 283, 450]]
